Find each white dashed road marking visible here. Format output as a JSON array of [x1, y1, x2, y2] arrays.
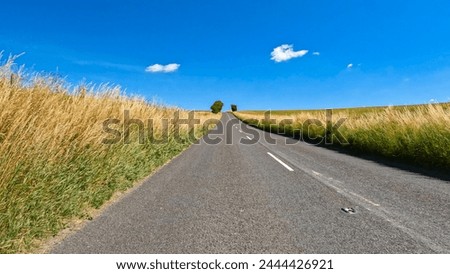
[[267, 152, 294, 171]]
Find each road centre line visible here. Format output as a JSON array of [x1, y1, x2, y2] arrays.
[[267, 152, 294, 171]]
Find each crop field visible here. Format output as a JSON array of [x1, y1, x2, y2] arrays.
[[0, 58, 220, 253], [234, 103, 450, 171]]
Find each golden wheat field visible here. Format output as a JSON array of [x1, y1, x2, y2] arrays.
[[0, 57, 220, 253]]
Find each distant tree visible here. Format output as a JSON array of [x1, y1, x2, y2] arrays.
[[210, 100, 224, 114], [231, 104, 237, 112]]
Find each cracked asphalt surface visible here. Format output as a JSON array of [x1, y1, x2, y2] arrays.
[[51, 113, 450, 253]]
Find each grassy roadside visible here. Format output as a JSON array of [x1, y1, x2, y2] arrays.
[[234, 103, 450, 172], [0, 57, 220, 253]]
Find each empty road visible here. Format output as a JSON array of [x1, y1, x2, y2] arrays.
[[52, 113, 450, 253]]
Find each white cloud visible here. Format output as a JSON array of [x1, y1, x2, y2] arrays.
[[145, 63, 180, 73], [271, 44, 308, 62], [347, 63, 353, 69], [312, 51, 320, 56]]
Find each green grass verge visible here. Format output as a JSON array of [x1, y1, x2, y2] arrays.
[[0, 136, 197, 253]]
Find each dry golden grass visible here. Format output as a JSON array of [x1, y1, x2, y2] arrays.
[[235, 103, 450, 170], [0, 57, 220, 253], [236, 104, 450, 131]]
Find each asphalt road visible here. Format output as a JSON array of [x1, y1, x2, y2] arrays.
[[51, 113, 450, 253]]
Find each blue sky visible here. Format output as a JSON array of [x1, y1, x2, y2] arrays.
[[1, 0, 450, 110]]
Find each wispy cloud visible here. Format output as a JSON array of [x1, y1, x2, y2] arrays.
[[73, 60, 141, 72], [312, 51, 320, 56], [347, 63, 353, 69], [271, 44, 308, 62], [145, 63, 180, 73]]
